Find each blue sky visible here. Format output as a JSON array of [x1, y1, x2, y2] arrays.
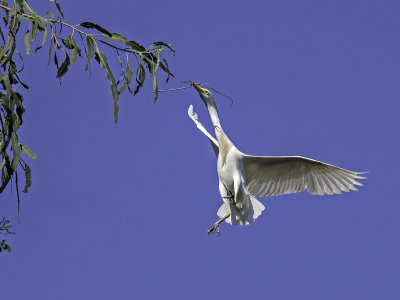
[[1, 0, 399, 299]]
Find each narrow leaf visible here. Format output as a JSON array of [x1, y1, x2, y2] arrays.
[[24, 29, 30, 55], [56, 50, 70, 78], [85, 36, 94, 71], [13, 0, 22, 11], [11, 133, 20, 172], [21, 145, 37, 159], [155, 50, 160, 71], [22, 164, 31, 193], [33, 45, 42, 54], [0, 24, 5, 44], [9, 15, 20, 36], [47, 36, 53, 66], [51, 0, 65, 19], [134, 60, 145, 95], [125, 40, 146, 52], [38, 16, 50, 27], [79, 22, 112, 37], [96, 48, 119, 122], [54, 50, 58, 68], [69, 34, 78, 64], [31, 12, 38, 42], [161, 55, 172, 84], [22, 0, 34, 14], [0, 34, 13, 62], [119, 54, 133, 94], [151, 41, 175, 53], [151, 63, 158, 102], [100, 33, 128, 43], [13, 113, 20, 130], [41, 27, 48, 46], [61, 38, 74, 49], [142, 58, 158, 101]]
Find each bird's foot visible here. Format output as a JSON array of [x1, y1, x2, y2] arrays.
[[207, 222, 221, 236]]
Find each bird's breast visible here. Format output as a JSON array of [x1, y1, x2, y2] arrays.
[[217, 150, 243, 192]]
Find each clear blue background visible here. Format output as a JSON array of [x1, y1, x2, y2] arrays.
[[1, 0, 399, 299]]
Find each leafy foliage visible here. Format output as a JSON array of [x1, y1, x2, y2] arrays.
[[0, 217, 14, 252], [0, 0, 175, 252]]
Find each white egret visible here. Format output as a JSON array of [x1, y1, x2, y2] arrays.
[[189, 83, 366, 235]]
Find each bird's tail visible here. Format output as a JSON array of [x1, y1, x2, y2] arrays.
[[217, 192, 265, 226]]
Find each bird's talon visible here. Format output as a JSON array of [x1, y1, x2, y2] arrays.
[[207, 223, 220, 236]]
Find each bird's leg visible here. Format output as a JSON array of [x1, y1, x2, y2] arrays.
[[222, 189, 235, 205], [208, 208, 231, 236]]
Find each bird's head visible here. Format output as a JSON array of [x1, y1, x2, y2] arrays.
[[192, 83, 217, 110]]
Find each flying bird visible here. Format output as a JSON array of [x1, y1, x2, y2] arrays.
[[189, 83, 366, 235]]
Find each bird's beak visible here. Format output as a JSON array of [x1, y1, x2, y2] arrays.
[[192, 83, 205, 95]]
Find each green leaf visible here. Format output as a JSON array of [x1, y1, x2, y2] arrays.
[[50, 0, 65, 19], [96, 48, 119, 123], [111, 84, 119, 121], [161, 55, 172, 84], [100, 33, 128, 43], [48, 11, 55, 19], [11, 133, 20, 172], [85, 36, 94, 71], [0, 157, 6, 170], [142, 58, 158, 101], [9, 15, 20, 36], [79, 22, 112, 37], [151, 41, 175, 53], [31, 12, 38, 42], [134, 63, 145, 95], [155, 50, 160, 71], [22, 163, 31, 193], [13, 113, 20, 130], [0, 34, 13, 62], [41, 27, 48, 46], [61, 38, 74, 49], [24, 29, 30, 55], [69, 34, 78, 64], [150, 63, 158, 102], [0, 23, 5, 44], [21, 0, 34, 14], [56, 50, 70, 78], [13, 0, 22, 11], [125, 40, 146, 52], [54, 50, 59, 68], [47, 36, 53, 66], [21, 145, 37, 159], [119, 54, 133, 94], [37, 16, 50, 27], [142, 52, 174, 79], [33, 45, 42, 54]]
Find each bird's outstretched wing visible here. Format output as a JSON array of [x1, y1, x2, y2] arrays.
[[188, 105, 219, 156], [242, 155, 366, 197]]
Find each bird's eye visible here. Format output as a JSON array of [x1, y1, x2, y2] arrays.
[[203, 91, 209, 95]]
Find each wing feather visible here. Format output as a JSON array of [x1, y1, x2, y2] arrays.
[[242, 155, 366, 197]]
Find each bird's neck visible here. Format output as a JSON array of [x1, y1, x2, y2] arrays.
[[207, 103, 233, 164], [207, 103, 222, 130], [207, 103, 232, 148]]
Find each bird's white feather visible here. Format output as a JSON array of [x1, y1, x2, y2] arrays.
[[242, 155, 366, 197]]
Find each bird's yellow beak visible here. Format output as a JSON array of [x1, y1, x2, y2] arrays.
[[192, 82, 205, 95]]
